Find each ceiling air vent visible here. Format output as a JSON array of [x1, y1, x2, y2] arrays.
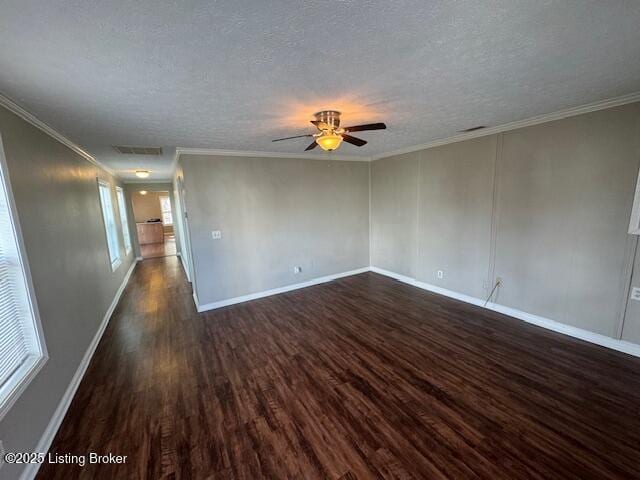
[[459, 126, 486, 133], [113, 146, 163, 155]]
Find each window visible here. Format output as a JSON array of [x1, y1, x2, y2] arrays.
[[97, 180, 121, 270], [116, 187, 132, 255], [0, 137, 47, 419], [159, 195, 173, 226]]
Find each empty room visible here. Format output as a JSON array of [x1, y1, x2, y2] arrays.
[[1, 1, 640, 479]]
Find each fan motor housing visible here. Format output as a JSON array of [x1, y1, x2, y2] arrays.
[[314, 110, 341, 129]]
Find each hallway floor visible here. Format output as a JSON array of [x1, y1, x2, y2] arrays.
[[38, 257, 640, 479], [140, 235, 176, 259]]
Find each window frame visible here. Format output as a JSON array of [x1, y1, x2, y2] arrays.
[[115, 186, 132, 255], [97, 179, 121, 271], [0, 134, 48, 421], [159, 194, 173, 226], [629, 167, 640, 234]]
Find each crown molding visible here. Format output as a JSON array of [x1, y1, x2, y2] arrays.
[[371, 91, 640, 160], [175, 91, 640, 166], [122, 179, 173, 185], [0, 93, 118, 177], [175, 147, 371, 162], [170, 147, 181, 178], [4, 89, 639, 180]]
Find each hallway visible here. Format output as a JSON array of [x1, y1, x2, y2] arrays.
[[139, 234, 177, 259], [37, 257, 640, 479]]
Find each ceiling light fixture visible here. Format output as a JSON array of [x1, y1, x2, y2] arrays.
[[139, 190, 148, 195], [135, 170, 150, 178], [316, 132, 343, 151], [272, 111, 386, 152]]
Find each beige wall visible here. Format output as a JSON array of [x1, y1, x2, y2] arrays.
[[181, 154, 370, 306], [371, 102, 640, 342], [131, 190, 165, 223], [130, 189, 173, 235], [0, 105, 135, 479]]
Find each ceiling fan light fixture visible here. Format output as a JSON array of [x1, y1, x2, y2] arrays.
[[316, 133, 343, 151], [135, 170, 150, 178], [271, 111, 385, 152], [139, 190, 148, 195]]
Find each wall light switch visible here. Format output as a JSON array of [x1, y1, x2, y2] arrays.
[[631, 287, 640, 301], [211, 230, 222, 240]]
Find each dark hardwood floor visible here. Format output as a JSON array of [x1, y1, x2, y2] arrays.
[[38, 257, 640, 479]]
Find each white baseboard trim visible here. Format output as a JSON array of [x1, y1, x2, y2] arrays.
[[21, 259, 139, 480], [196, 267, 371, 312], [192, 290, 199, 310], [370, 266, 640, 358], [179, 254, 191, 282]]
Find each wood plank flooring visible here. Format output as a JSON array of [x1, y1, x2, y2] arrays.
[[37, 257, 640, 479], [140, 236, 176, 259]]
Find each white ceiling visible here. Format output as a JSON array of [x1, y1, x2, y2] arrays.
[[1, 1, 639, 180]]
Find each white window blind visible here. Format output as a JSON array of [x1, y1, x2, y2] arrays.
[[116, 187, 132, 254], [159, 195, 173, 226], [0, 139, 46, 418], [98, 180, 121, 270]]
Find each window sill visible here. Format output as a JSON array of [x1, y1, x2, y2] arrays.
[[0, 354, 48, 421], [111, 258, 122, 272]]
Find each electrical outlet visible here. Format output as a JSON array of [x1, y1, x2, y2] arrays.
[[211, 230, 222, 240], [631, 287, 640, 301], [436, 270, 444, 279], [496, 276, 503, 286], [293, 266, 302, 274]]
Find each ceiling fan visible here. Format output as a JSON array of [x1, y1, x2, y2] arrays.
[[272, 110, 386, 152]]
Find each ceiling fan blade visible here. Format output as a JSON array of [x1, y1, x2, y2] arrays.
[[272, 134, 314, 142], [310, 120, 331, 131], [304, 140, 318, 151], [341, 134, 367, 147], [343, 122, 387, 133]]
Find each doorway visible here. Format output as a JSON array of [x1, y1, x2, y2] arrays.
[[131, 189, 176, 259]]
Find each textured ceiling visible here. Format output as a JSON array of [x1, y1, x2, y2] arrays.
[[1, 1, 640, 180]]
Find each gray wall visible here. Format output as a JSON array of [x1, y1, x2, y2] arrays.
[[622, 245, 640, 343], [181, 154, 370, 306], [494, 108, 639, 336], [0, 106, 135, 479], [371, 102, 640, 341], [416, 136, 497, 299], [370, 152, 419, 277]]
